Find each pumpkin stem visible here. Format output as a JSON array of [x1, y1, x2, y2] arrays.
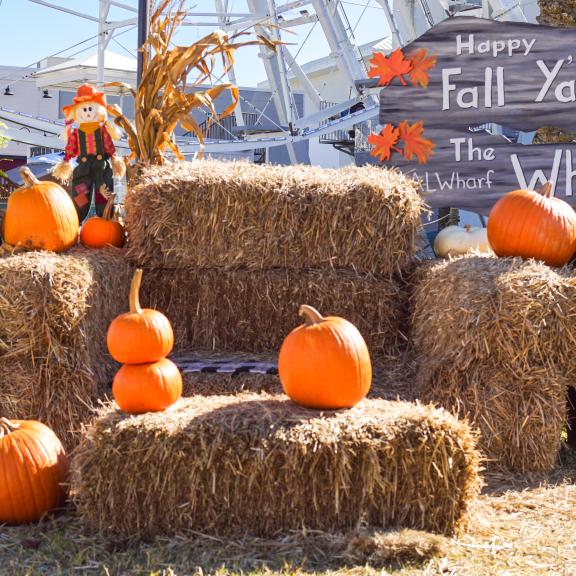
[[102, 193, 116, 221], [465, 224, 471, 232], [0, 417, 19, 437], [540, 182, 554, 198], [299, 305, 324, 326], [129, 269, 144, 315], [20, 167, 41, 187]]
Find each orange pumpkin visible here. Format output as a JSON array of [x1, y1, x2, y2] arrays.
[[113, 358, 182, 414], [487, 182, 576, 267], [107, 268, 174, 364], [0, 418, 68, 524], [278, 305, 372, 410], [3, 167, 79, 252], [80, 193, 125, 248]]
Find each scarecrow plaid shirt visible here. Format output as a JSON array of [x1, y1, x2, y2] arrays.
[[64, 124, 116, 162]]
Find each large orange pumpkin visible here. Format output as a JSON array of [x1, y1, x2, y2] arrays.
[[0, 418, 68, 524], [107, 269, 174, 364], [278, 305, 372, 410], [487, 182, 576, 267], [113, 358, 182, 414], [3, 167, 79, 252], [80, 193, 125, 248]]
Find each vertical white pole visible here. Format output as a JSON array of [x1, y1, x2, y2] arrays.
[[215, 0, 245, 128], [98, 0, 111, 84]]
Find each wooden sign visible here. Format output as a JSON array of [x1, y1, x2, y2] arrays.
[[378, 17, 576, 131], [361, 17, 576, 213], [358, 130, 576, 214]]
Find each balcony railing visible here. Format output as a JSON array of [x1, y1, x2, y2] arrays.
[[196, 112, 259, 141]]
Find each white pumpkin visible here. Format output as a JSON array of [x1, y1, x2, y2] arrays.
[[434, 224, 493, 258]]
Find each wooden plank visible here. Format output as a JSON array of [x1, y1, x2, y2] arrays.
[[378, 17, 576, 132], [358, 130, 576, 214]]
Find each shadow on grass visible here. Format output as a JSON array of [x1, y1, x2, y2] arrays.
[[1, 512, 447, 575]]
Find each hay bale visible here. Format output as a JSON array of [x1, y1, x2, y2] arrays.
[[0, 247, 132, 449], [411, 255, 576, 472], [140, 267, 409, 358], [72, 394, 481, 538], [125, 160, 424, 276]]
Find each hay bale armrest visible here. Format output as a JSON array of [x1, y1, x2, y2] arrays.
[[0, 247, 132, 450], [411, 255, 576, 472], [125, 160, 424, 276], [72, 394, 481, 538]]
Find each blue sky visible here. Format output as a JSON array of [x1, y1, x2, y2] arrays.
[[0, 0, 391, 87]]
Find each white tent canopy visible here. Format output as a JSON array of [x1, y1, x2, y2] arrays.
[[33, 50, 137, 92]]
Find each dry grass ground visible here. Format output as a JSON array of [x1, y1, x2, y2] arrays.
[[2, 456, 576, 576]]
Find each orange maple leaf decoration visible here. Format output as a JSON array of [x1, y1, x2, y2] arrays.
[[368, 124, 401, 162], [398, 121, 435, 164], [407, 49, 436, 88], [368, 49, 412, 86]]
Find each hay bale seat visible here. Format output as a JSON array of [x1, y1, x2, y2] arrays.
[[411, 255, 576, 472], [140, 267, 410, 359], [125, 160, 424, 276], [72, 394, 481, 538], [0, 247, 132, 449]]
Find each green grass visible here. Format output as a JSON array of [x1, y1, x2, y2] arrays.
[[2, 455, 576, 576]]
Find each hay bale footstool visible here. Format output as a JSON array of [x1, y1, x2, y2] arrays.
[[72, 394, 481, 538], [411, 255, 576, 472]]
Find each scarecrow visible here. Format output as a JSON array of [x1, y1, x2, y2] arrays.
[[53, 83, 126, 222]]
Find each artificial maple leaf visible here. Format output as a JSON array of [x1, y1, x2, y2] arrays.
[[407, 49, 437, 88], [398, 121, 435, 164], [368, 124, 401, 162], [368, 49, 412, 87]]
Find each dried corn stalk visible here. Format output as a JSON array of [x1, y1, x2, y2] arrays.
[[107, 0, 276, 165]]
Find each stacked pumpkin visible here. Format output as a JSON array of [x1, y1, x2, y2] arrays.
[[107, 269, 182, 414]]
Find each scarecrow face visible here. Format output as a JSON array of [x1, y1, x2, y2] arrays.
[[76, 102, 105, 123]]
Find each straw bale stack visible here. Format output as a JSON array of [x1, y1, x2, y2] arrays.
[[140, 267, 410, 358], [411, 255, 576, 472], [72, 394, 481, 538], [0, 247, 132, 449], [125, 160, 424, 276]]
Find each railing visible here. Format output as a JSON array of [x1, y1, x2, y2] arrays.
[[319, 101, 354, 144], [354, 119, 376, 152], [319, 101, 376, 154], [196, 112, 259, 141]]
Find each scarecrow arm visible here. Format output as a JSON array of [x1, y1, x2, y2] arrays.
[[102, 125, 116, 156], [63, 129, 79, 162]]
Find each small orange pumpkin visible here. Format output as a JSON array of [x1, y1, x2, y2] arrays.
[[107, 269, 174, 364], [3, 167, 79, 252], [0, 418, 68, 524], [487, 182, 576, 267], [278, 305, 372, 410], [80, 193, 125, 248], [113, 358, 182, 414]]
